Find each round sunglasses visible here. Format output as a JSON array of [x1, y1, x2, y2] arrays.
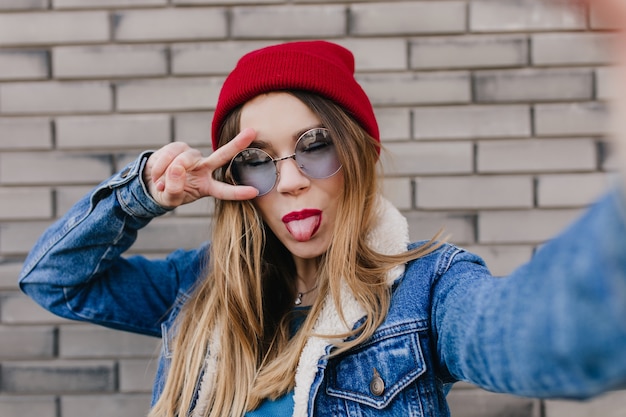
[[227, 128, 342, 196]]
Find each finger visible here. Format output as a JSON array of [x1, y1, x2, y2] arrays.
[[156, 149, 206, 203], [209, 182, 259, 201], [150, 142, 193, 182], [164, 163, 187, 196], [205, 128, 257, 169]]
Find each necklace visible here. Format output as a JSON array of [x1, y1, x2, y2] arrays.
[[295, 284, 318, 306]]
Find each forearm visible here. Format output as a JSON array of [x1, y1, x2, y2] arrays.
[[436, 189, 626, 398], [18, 152, 176, 333]]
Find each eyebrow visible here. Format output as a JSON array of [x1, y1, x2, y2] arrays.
[[249, 124, 325, 151]]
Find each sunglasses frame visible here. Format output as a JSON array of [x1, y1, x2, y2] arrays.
[[226, 127, 342, 196]]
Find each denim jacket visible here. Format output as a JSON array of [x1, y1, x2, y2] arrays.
[[19, 154, 626, 416]]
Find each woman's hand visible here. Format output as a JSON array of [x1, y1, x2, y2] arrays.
[[143, 128, 259, 208]]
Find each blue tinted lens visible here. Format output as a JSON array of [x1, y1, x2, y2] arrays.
[[295, 128, 341, 179], [229, 148, 277, 196]]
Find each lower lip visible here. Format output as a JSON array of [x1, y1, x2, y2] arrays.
[[282, 209, 322, 242]]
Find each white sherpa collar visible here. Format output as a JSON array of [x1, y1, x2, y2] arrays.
[[192, 196, 410, 417]]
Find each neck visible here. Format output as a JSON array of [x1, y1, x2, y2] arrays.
[[293, 257, 319, 292]]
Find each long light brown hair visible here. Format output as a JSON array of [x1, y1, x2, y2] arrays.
[[149, 91, 442, 417]]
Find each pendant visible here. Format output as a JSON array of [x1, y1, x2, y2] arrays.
[[294, 293, 303, 306]]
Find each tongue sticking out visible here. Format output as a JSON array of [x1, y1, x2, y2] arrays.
[[285, 215, 321, 242]]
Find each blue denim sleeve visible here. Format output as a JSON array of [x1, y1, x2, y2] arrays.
[[433, 189, 626, 399], [19, 152, 209, 337]]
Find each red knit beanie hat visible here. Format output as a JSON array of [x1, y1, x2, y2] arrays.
[[211, 40, 379, 151]]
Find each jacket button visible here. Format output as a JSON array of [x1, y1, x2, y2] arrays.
[[120, 167, 131, 178], [370, 368, 385, 396]]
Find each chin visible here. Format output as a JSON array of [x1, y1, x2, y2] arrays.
[[284, 239, 330, 260]]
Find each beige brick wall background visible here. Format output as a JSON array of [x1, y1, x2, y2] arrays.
[[0, 0, 625, 416]]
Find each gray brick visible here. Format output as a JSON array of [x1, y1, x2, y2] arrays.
[[116, 77, 222, 112], [405, 211, 476, 245], [532, 33, 614, 66], [447, 387, 539, 417], [53, 45, 168, 79], [0, 118, 52, 150], [1, 292, 69, 324], [113, 8, 227, 42], [0, 221, 51, 256], [0, 187, 53, 220], [54, 0, 165, 7], [59, 325, 159, 358], [359, 72, 470, 106], [172, 41, 273, 75], [0, 261, 22, 290], [410, 35, 528, 70], [381, 177, 412, 211], [596, 67, 616, 101], [55, 186, 92, 215], [602, 149, 620, 172], [537, 173, 609, 208], [544, 389, 626, 417], [463, 245, 534, 277], [56, 114, 171, 150], [133, 217, 210, 252], [474, 69, 594, 103], [479, 208, 582, 244], [535, 103, 610, 137], [337, 39, 407, 71], [0, 395, 56, 417], [0, 0, 48, 9], [470, 0, 586, 32], [0, 11, 109, 46], [381, 142, 473, 176], [0, 82, 112, 114], [0, 152, 112, 185], [174, 111, 214, 147], [232, 5, 345, 38], [62, 394, 151, 417], [0, 50, 49, 80], [416, 176, 533, 210], [0, 325, 55, 359], [413, 105, 531, 140], [2, 360, 116, 393], [350, 1, 466, 36], [119, 358, 158, 392], [375, 108, 411, 142], [116, 151, 163, 173], [477, 138, 597, 174]]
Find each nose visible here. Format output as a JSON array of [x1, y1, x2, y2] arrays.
[[275, 156, 310, 194]]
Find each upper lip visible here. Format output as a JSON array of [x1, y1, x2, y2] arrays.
[[282, 209, 322, 223]]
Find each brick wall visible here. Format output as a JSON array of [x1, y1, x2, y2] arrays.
[[0, 0, 624, 416]]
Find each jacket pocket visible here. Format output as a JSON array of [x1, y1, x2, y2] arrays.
[[325, 321, 427, 410]]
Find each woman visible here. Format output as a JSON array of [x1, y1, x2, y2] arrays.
[[18, 3, 626, 416]]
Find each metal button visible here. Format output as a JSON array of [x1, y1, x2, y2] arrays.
[[369, 368, 385, 396], [120, 167, 131, 178]]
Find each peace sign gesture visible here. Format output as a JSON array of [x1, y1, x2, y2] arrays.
[[142, 128, 259, 208]]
